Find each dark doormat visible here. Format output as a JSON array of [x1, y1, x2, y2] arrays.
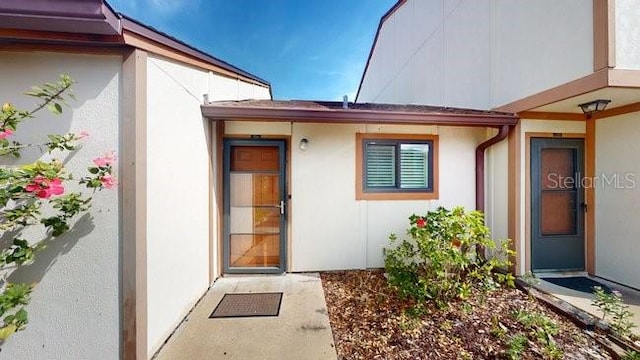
[[542, 276, 613, 294], [210, 292, 283, 318]]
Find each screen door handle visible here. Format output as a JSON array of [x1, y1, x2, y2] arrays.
[[580, 202, 588, 212], [278, 200, 285, 215]]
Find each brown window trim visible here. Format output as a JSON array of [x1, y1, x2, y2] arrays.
[[355, 133, 439, 201]]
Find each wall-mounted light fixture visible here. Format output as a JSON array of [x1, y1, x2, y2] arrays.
[[578, 99, 611, 118], [299, 138, 309, 151]]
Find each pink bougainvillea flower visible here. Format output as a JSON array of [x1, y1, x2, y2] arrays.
[[416, 218, 426, 228], [0, 128, 14, 140], [24, 176, 65, 199], [76, 130, 90, 140], [48, 178, 65, 196], [93, 151, 117, 167], [100, 174, 117, 189]]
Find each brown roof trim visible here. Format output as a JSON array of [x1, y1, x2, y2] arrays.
[[201, 101, 518, 127], [119, 15, 270, 87], [494, 68, 640, 113], [0, 0, 270, 89], [0, 0, 121, 35], [355, 0, 406, 103]]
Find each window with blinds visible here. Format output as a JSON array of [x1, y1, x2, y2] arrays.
[[363, 140, 432, 192]]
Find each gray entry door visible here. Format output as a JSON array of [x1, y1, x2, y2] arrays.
[[223, 139, 287, 274], [531, 138, 585, 271]]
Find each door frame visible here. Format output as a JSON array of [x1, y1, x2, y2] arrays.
[[525, 133, 587, 273], [222, 138, 287, 274]]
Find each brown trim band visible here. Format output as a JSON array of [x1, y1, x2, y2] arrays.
[[495, 69, 609, 113], [585, 121, 596, 274], [592, 101, 640, 120], [202, 106, 518, 127], [518, 111, 585, 121], [120, 17, 270, 88], [0, 28, 123, 44], [122, 30, 269, 88], [593, 0, 616, 71], [495, 69, 640, 114]]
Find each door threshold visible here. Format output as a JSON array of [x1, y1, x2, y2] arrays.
[[222, 272, 287, 278], [533, 271, 588, 278]]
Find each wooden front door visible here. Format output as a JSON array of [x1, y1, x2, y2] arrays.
[[531, 138, 585, 271], [223, 140, 286, 273]]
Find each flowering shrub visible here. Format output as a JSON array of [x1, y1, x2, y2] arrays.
[[0, 75, 115, 340], [384, 207, 515, 309]]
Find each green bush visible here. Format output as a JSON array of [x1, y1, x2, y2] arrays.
[[384, 206, 515, 308], [592, 286, 637, 338]]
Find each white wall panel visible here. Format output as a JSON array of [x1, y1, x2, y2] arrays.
[[615, 0, 640, 70], [595, 113, 640, 289], [0, 52, 120, 360], [359, 0, 594, 109]]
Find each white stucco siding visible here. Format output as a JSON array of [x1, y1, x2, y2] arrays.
[[291, 123, 363, 271], [146, 55, 211, 355], [0, 52, 120, 359], [492, 0, 593, 107], [208, 72, 271, 101], [485, 136, 509, 241], [358, 0, 593, 110], [615, 0, 640, 70], [443, 1, 492, 109], [595, 113, 640, 289], [228, 122, 487, 271], [146, 55, 269, 355], [363, 126, 486, 268]]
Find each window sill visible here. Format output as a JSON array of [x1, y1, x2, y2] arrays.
[[356, 191, 439, 201]]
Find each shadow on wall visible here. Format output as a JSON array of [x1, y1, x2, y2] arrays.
[[7, 213, 95, 285]]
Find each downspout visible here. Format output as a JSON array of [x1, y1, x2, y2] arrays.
[[475, 124, 510, 259], [475, 124, 510, 212]]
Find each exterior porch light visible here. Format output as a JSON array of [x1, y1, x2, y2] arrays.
[[578, 99, 611, 118], [299, 138, 309, 151]]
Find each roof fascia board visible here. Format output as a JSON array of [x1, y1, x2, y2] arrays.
[[495, 68, 640, 113], [201, 106, 518, 127], [122, 30, 269, 88], [120, 16, 270, 88], [0, 0, 121, 35]]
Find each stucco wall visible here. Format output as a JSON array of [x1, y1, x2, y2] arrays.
[[491, 0, 593, 107], [595, 113, 640, 289], [146, 55, 270, 355], [225, 122, 486, 271], [0, 52, 121, 359], [358, 0, 593, 109], [485, 133, 508, 241], [614, 0, 640, 70]]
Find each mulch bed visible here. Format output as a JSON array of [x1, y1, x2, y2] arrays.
[[321, 270, 612, 359]]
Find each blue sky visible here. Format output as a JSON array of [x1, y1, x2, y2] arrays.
[[107, 0, 396, 100]]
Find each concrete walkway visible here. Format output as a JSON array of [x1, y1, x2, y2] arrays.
[[154, 273, 337, 360], [533, 275, 640, 337]]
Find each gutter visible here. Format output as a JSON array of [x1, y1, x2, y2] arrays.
[[201, 105, 519, 127]]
